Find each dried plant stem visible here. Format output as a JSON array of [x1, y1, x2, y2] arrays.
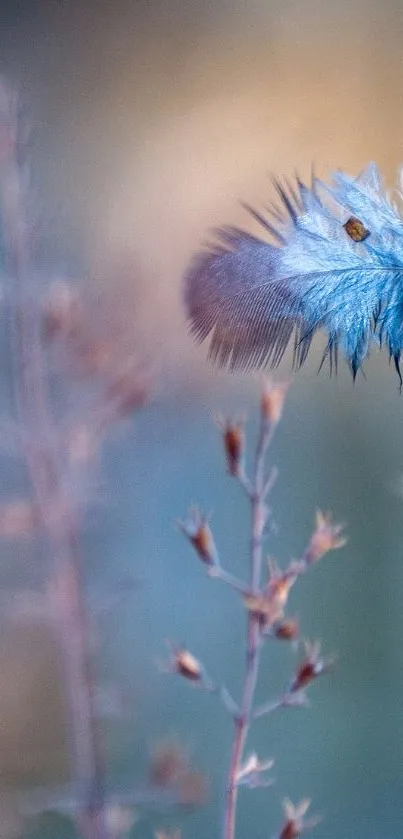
[[223, 417, 274, 839], [0, 99, 110, 839], [180, 386, 344, 839]]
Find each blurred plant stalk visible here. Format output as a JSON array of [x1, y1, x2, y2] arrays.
[[0, 77, 138, 839]]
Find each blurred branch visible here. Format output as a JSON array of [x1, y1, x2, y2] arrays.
[[0, 76, 151, 839]]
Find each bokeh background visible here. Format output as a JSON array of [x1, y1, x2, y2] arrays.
[[1, 1, 403, 837]]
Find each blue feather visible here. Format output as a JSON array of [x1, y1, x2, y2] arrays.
[[184, 163, 403, 381]]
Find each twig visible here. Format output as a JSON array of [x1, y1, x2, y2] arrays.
[[223, 408, 276, 839], [178, 382, 345, 839], [254, 692, 309, 720], [208, 566, 250, 595]]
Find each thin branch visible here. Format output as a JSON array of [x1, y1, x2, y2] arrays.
[[254, 692, 309, 720], [217, 685, 240, 717], [253, 698, 284, 719], [223, 410, 276, 839], [208, 566, 250, 596], [262, 465, 279, 500], [235, 467, 254, 499]]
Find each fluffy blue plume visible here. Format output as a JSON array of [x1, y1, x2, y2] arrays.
[[184, 163, 403, 381]]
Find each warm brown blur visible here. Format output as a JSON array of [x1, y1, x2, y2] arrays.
[[4, 0, 402, 386]]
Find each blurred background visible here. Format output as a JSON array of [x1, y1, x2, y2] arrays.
[[1, 1, 403, 837]]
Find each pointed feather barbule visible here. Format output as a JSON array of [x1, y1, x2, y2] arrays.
[[184, 163, 403, 380]]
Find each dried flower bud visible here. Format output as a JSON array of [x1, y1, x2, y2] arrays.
[[289, 641, 332, 693], [244, 562, 297, 628], [178, 508, 218, 567], [218, 419, 245, 476], [278, 798, 319, 839], [175, 649, 202, 681], [164, 643, 203, 682], [149, 740, 206, 807], [278, 798, 321, 839], [0, 500, 38, 538], [243, 592, 282, 628], [235, 753, 274, 788], [265, 572, 296, 613], [272, 617, 299, 641], [266, 560, 296, 612], [305, 511, 346, 564], [260, 382, 289, 425], [149, 741, 187, 787]]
